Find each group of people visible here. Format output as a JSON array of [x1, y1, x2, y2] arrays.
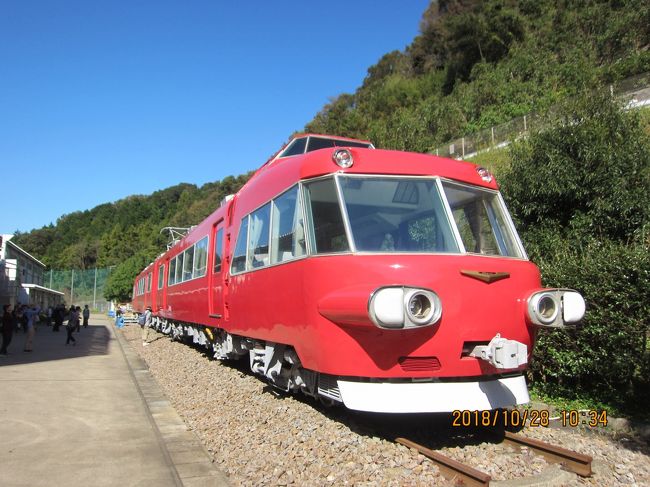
[[0, 303, 92, 355], [1, 304, 39, 354]]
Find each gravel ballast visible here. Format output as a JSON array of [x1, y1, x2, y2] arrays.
[[122, 325, 650, 486]]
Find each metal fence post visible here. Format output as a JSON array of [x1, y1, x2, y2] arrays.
[[93, 267, 97, 308]]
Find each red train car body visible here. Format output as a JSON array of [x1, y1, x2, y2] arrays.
[[132, 134, 585, 413]]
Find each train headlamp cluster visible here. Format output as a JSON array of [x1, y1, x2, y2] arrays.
[[527, 289, 585, 327], [369, 286, 442, 330], [476, 166, 493, 183], [332, 149, 354, 168]]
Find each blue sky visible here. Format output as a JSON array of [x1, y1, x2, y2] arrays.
[[0, 0, 429, 234]]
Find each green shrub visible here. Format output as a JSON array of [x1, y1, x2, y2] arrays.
[[501, 91, 650, 416], [529, 237, 650, 414]]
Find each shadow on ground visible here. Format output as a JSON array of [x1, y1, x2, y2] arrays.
[[0, 324, 112, 367]]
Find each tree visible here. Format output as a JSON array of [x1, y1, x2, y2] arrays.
[[104, 253, 151, 302]]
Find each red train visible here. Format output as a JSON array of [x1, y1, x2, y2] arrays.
[[132, 134, 585, 413]]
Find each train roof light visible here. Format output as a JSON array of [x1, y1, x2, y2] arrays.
[[476, 167, 493, 183], [332, 149, 354, 168]]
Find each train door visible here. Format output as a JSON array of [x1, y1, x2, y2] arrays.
[[154, 262, 164, 311], [145, 272, 152, 309], [209, 221, 225, 319], [151, 268, 157, 310], [162, 258, 169, 311]]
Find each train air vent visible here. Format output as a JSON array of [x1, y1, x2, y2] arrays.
[[317, 374, 342, 402], [398, 356, 441, 372]]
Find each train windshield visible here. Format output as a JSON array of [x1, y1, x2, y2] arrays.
[[338, 177, 459, 253], [336, 176, 524, 257]]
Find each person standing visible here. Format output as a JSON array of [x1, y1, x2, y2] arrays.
[[53, 304, 64, 332], [74, 306, 82, 332], [115, 310, 124, 329], [1, 304, 16, 356], [23, 304, 40, 352], [14, 306, 24, 333], [66, 307, 77, 346], [82, 305, 90, 328], [142, 306, 152, 346]]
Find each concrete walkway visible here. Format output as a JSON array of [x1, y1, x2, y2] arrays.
[[0, 315, 228, 487]]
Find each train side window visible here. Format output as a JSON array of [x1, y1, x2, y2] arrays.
[[248, 203, 271, 269], [214, 228, 224, 273], [306, 137, 336, 152], [175, 253, 184, 283], [168, 258, 176, 286], [193, 236, 208, 278], [231, 217, 249, 274], [279, 137, 307, 157], [271, 185, 305, 264], [303, 178, 350, 254], [158, 264, 165, 289], [146, 273, 152, 292], [183, 246, 194, 281]]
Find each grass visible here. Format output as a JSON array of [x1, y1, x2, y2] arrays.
[[528, 385, 650, 423]]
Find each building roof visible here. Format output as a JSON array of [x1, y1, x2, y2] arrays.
[[22, 283, 65, 296], [2, 235, 46, 268]]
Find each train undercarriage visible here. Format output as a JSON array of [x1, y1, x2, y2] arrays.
[[147, 316, 530, 413], [150, 316, 343, 405]]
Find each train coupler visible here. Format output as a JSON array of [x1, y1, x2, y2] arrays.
[[469, 333, 527, 369]]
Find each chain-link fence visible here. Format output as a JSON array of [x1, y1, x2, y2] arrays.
[[45, 267, 113, 312], [433, 72, 650, 160]]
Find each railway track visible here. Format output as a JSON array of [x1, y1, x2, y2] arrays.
[[396, 431, 593, 486]]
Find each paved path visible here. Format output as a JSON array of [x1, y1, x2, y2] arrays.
[[0, 315, 228, 487]]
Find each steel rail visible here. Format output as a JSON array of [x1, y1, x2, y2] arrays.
[[499, 431, 593, 477], [395, 437, 491, 487]]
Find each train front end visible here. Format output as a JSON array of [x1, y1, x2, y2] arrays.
[[301, 149, 585, 413]]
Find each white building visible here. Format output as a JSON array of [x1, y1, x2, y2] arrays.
[[0, 234, 63, 308]]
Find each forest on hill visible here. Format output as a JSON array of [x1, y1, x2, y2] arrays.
[[12, 0, 650, 416], [305, 0, 649, 151]]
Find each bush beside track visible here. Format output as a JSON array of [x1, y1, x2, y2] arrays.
[[500, 92, 650, 419]]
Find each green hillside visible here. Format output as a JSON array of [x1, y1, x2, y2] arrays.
[[305, 0, 649, 150]]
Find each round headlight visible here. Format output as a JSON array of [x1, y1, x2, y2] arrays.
[[332, 149, 353, 168], [404, 289, 441, 326], [532, 293, 559, 325], [408, 293, 431, 320]]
